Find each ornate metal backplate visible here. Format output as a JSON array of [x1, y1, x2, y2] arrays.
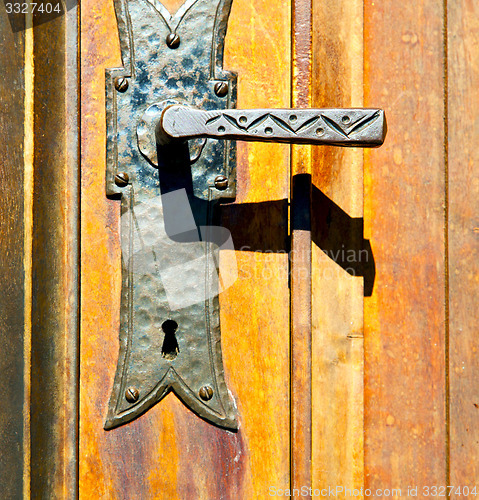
[[104, 0, 238, 430]]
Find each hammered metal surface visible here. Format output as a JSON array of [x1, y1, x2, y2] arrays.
[[105, 0, 238, 430]]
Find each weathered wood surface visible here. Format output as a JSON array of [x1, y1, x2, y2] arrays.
[[0, 6, 79, 499], [221, 0, 291, 495], [30, 11, 80, 497], [80, 0, 291, 497], [78, 0, 479, 496], [311, 0, 365, 495], [291, 0, 312, 494], [0, 9, 26, 498], [448, 0, 479, 486], [363, 0, 447, 492]]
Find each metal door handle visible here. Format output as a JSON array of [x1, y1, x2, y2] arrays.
[[158, 105, 386, 147], [104, 0, 387, 432]]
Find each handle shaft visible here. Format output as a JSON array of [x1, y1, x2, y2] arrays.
[[160, 105, 387, 147]]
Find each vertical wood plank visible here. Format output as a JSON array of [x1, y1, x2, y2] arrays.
[[30, 10, 80, 496], [291, 0, 313, 494], [0, 9, 26, 498], [311, 0, 365, 495], [448, 0, 479, 485], [0, 7, 79, 497], [222, 0, 292, 495], [364, 0, 446, 491], [80, 0, 291, 497], [290, 173, 312, 495]]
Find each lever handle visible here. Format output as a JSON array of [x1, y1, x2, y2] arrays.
[[159, 105, 386, 148]]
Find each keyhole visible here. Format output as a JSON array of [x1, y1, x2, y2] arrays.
[[161, 320, 179, 360]]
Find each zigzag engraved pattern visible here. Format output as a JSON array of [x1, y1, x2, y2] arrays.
[[206, 109, 381, 138]]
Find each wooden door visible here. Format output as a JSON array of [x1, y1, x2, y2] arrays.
[[81, 0, 368, 496], [2, 0, 479, 498], [81, 1, 293, 497]]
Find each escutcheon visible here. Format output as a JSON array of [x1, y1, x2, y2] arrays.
[[104, 0, 239, 430]]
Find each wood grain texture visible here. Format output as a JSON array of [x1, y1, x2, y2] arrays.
[[0, 8, 26, 498], [30, 13, 80, 497], [363, 0, 446, 491], [290, 175, 312, 495], [448, 0, 479, 485], [291, 0, 312, 494], [221, 1, 291, 495], [80, 0, 291, 497], [310, 1, 365, 496]]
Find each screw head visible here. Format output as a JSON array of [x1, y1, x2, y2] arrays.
[[199, 386, 213, 401], [214, 175, 228, 190], [114, 77, 129, 93], [166, 33, 180, 49], [214, 81, 229, 97], [125, 387, 139, 403], [114, 172, 129, 187]]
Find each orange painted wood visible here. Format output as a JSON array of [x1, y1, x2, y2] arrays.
[[311, 0, 365, 494], [448, 0, 479, 485], [80, 0, 291, 497], [363, 0, 446, 491], [161, 0, 185, 14]]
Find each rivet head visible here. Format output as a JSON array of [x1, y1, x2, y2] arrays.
[[166, 33, 180, 49], [214, 81, 229, 97], [114, 172, 129, 187], [125, 387, 139, 403], [114, 77, 129, 93], [199, 386, 213, 401], [214, 175, 228, 190]]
